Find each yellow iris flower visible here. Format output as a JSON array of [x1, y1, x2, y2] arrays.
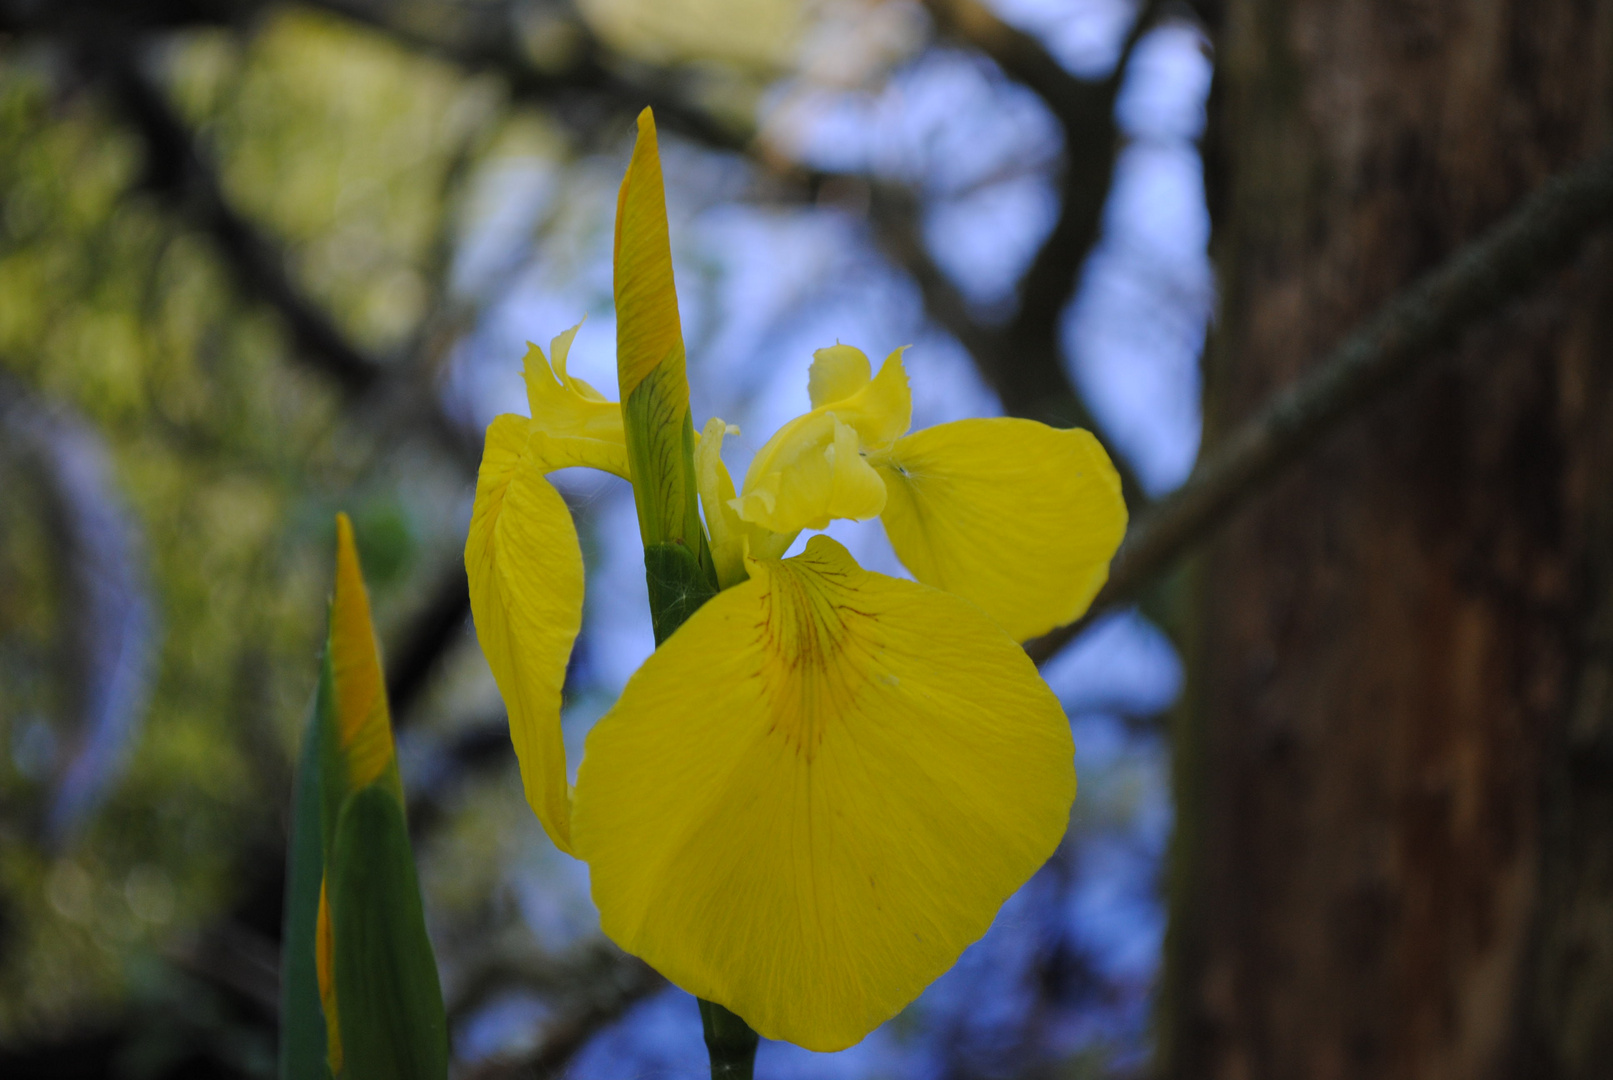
[[465, 110, 1127, 1052]]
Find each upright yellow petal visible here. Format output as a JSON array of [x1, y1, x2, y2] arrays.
[[807, 343, 871, 409], [872, 418, 1127, 643], [571, 536, 1075, 1051], [731, 346, 911, 535], [731, 412, 888, 533], [522, 326, 630, 479], [824, 346, 910, 450], [331, 513, 394, 793], [801, 344, 911, 448], [695, 418, 790, 588], [465, 414, 586, 854]]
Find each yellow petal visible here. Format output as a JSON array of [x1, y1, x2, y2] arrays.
[[730, 346, 910, 535], [546, 321, 607, 402], [696, 418, 789, 588], [826, 346, 910, 450], [331, 513, 394, 793], [731, 412, 887, 534], [465, 414, 586, 854], [571, 535, 1075, 1051], [807, 343, 871, 408], [522, 328, 629, 480], [872, 418, 1127, 643], [802, 344, 911, 448], [614, 108, 684, 401]]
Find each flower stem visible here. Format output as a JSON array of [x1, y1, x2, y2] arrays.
[[699, 999, 759, 1080]]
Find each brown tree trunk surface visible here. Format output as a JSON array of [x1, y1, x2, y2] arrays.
[[1162, 3, 1613, 1079]]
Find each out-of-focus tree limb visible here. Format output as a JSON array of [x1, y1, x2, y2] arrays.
[[82, 36, 386, 396], [901, 0, 1166, 504], [453, 943, 665, 1080], [303, 0, 1141, 462], [303, 0, 749, 151], [865, 179, 1149, 507], [922, 0, 1120, 133], [1026, 145, 1613, 664]]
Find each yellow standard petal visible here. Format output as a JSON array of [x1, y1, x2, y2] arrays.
[[731, 346, 911, 535], [807, 343, 874, 410], [803, 343, 912, 448], [695, 418, 790, 588], [465, 414, 587, 854], [571, 535, 1075, 1051], [872, 418, 1127, 643]]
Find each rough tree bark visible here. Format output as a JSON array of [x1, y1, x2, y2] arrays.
[[1162, 3, 1613, 1079]]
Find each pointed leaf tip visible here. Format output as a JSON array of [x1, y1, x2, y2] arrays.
[[329, 513, 395, 795]]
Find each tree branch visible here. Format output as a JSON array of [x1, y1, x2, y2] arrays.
[[1026, 145, 1613, 664], [912, 0, 1163, 503], [455, 946, 665, 1080], [83, 35, 386, 396], [301, 0, 749, 151]]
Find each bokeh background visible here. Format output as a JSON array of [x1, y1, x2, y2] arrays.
[[5, 1, 1612, 1078]]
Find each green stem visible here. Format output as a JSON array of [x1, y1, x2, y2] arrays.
[[699, 999, 759, 1080], [643, 541, 717, 645]]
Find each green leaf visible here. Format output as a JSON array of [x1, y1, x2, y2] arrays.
[[330, 783, 449, 1080], [280, 700, 333, 1080]]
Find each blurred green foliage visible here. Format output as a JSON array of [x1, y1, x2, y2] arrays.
[[0, 12, 503, 1043]]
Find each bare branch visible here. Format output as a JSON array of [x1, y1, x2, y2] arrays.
[[1026, 145, 1613, 664], [85, 37, 386, 396], [908, 0, 1165, 502], [302, 0, 750, 151], [921, 0, 1125, 137], [453, 945, 665, 1080]]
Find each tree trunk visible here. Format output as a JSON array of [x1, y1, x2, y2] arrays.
[[1161, 3, 1613, 1078]]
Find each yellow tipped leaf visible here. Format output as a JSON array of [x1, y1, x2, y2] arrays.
[[330, 514, 398, 796], [465, 415, 586, 854], [571, 535, 1075, 1051], [872, 418, 1127, 642], [315, 880, 342, 1074]]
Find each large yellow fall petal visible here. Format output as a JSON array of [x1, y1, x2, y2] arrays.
[[872, 418, 1127, 643], [465, 414, 586, 854], [571, 535, 1075, 1051]]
